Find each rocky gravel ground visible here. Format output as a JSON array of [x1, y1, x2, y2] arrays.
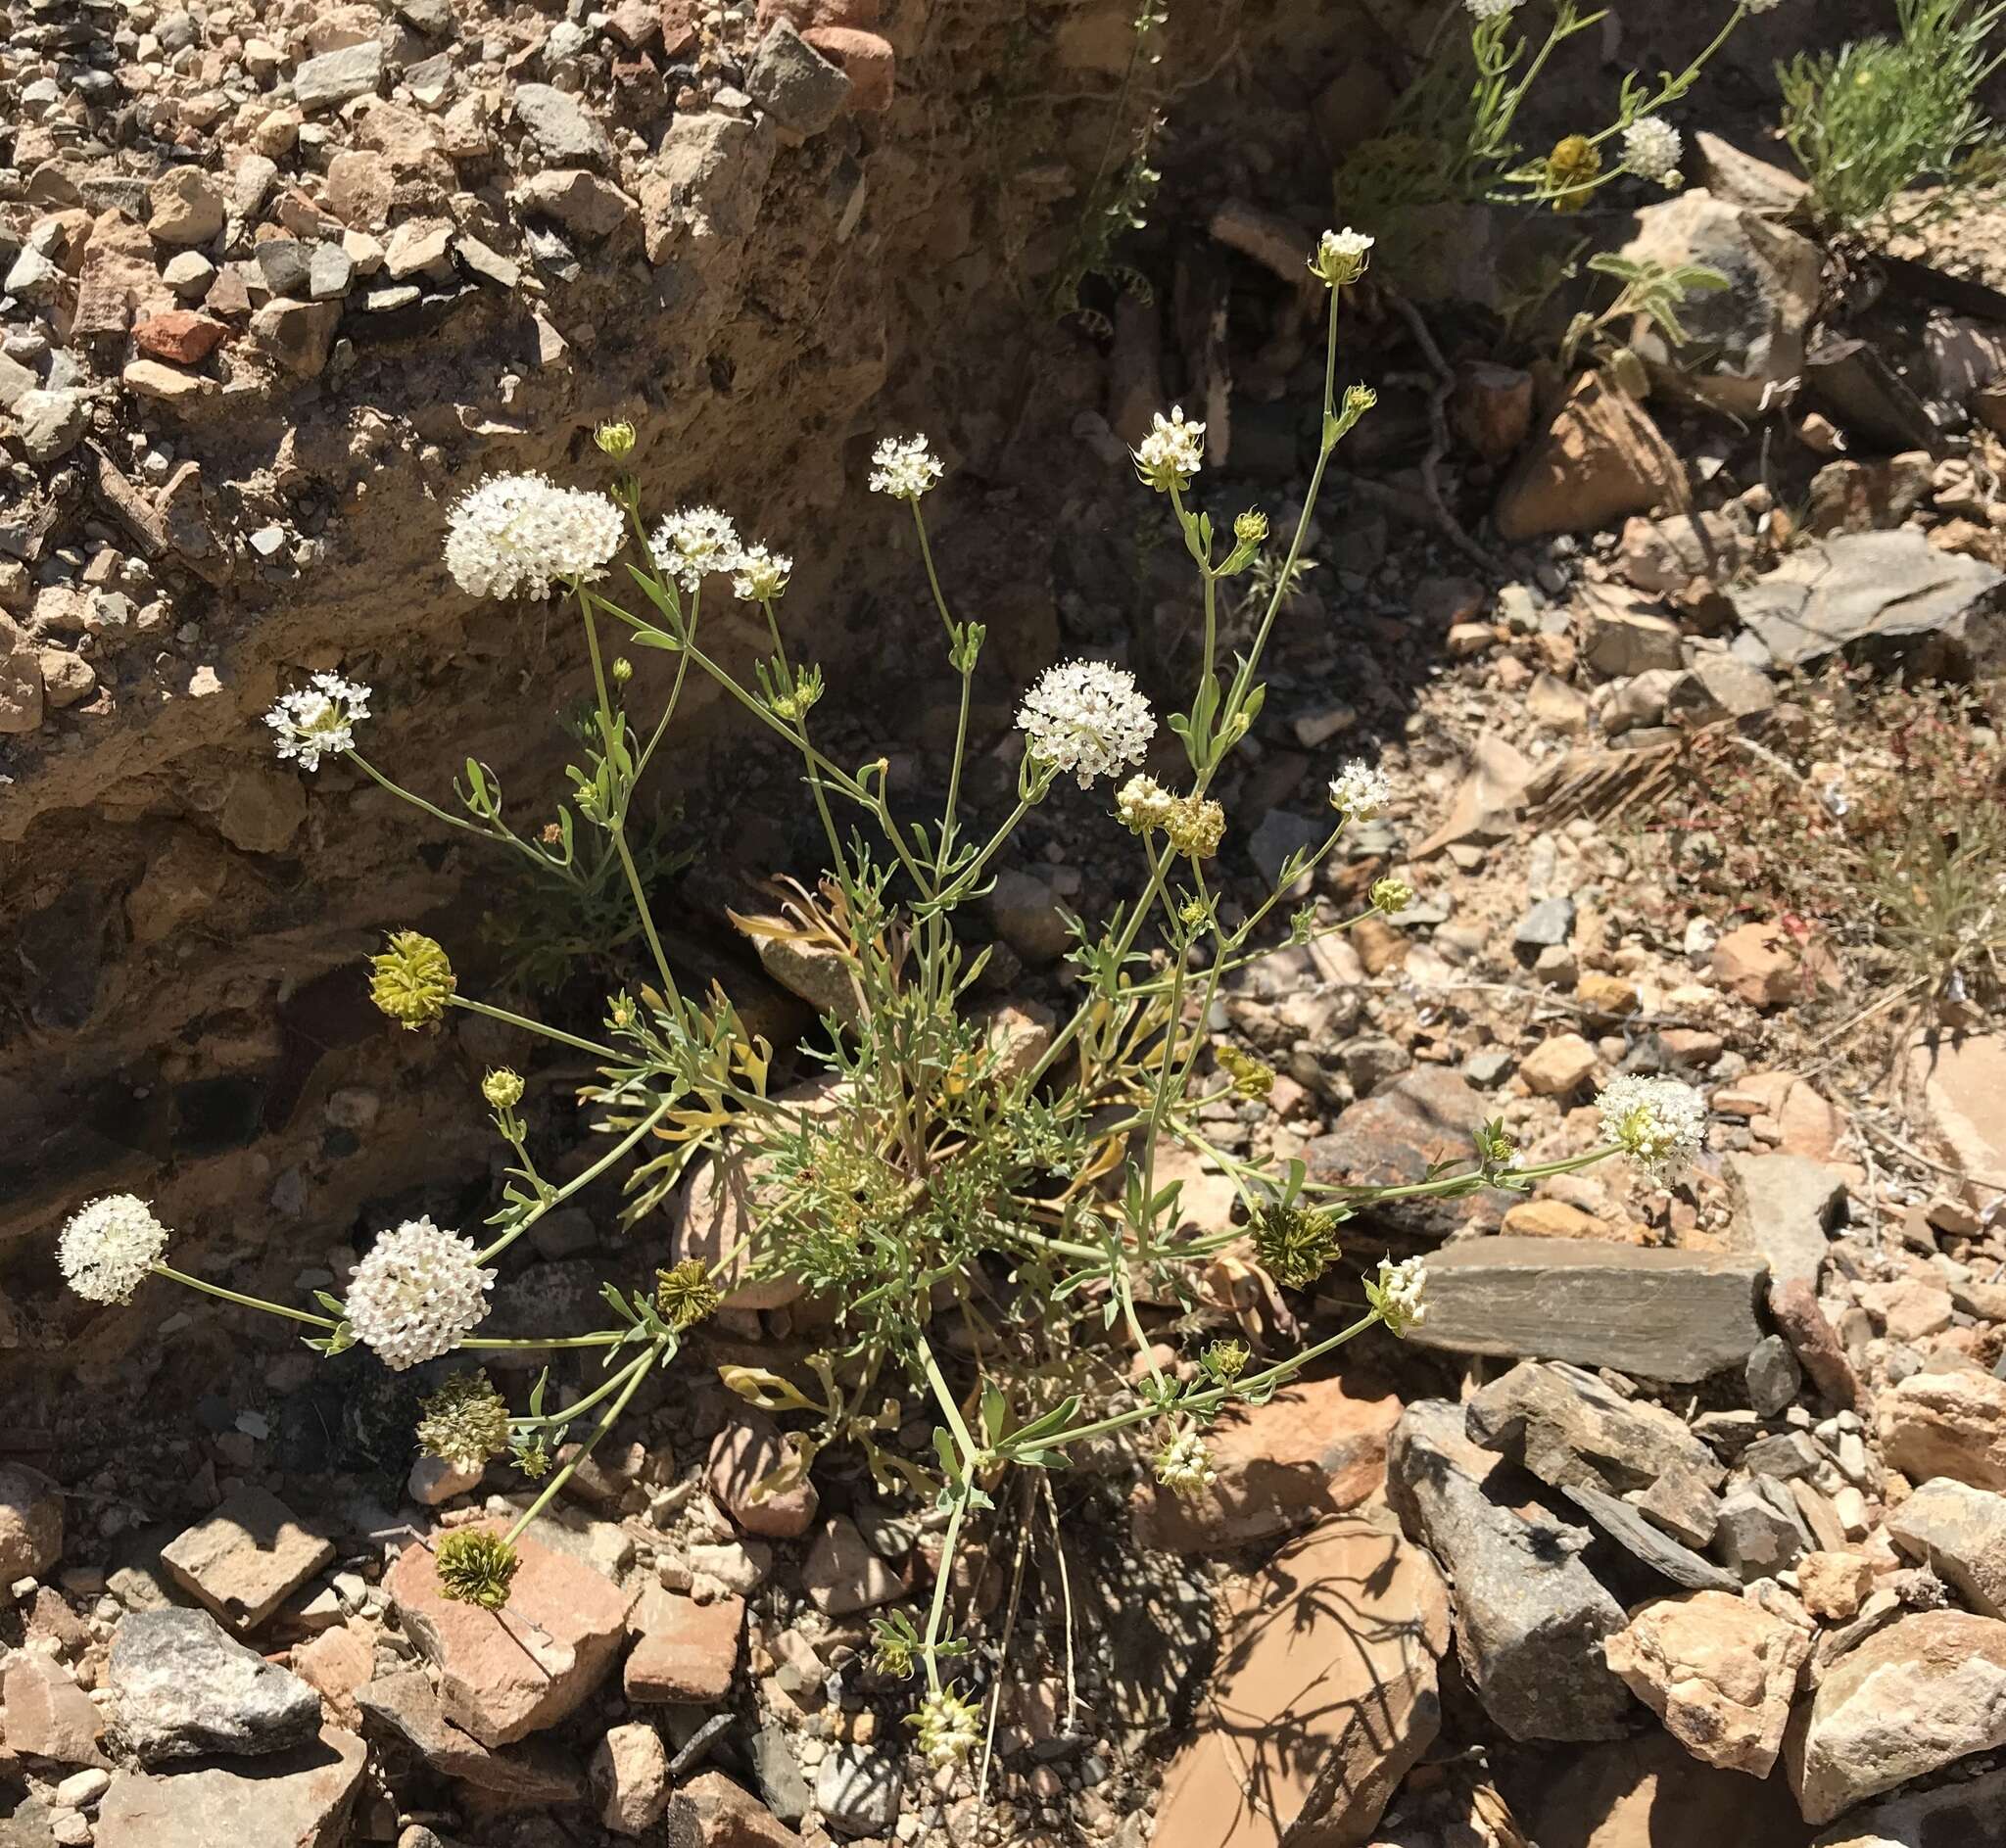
[[7, 4, 2006, 1848]]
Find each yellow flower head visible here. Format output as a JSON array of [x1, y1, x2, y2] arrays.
[[369, 931, 455, 1030], [1546, 134, 1602, 212]]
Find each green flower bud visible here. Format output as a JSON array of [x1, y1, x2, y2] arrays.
[[1371, 877, 1413, 917], [482, 1068, 525, 1111], [1253, 1204, 1340, 1291], [1201, 1337, 1250, 1384], [433, 1528, 520, 1611], [1233, 508, 1268, 546], [595, 420, 637, 459], [654, 1258, 721, 1331], [611, 656, 635, 685], [369, 931, 455, 1030]]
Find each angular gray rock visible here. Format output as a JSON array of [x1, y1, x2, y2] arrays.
[[746, 21, 852, 137], [514, 84, 616, 170], [1814, 1763, 2006, 1848], [1559, 1482, 1740, 1592], [1466, 1360, 1726, 1499], [1722, 1152, 1847, 1292], [108, 1607, 321, 1763], [1404, 1239, 1768, 1382], [816, 1749, 902, 1835], [1306, 1067, 1516, 1241], [1887, 1477, 2006, 1619], [1746, 1334, 1804, 1418], [1787, 1610, 2006, 1824], [1731, 530, 2005, 674], [97, 1726, 366, 1848], [1715, 1483, 1809, 1582], [1387, 1399, 1632, 1741], [294, 42, 384, 111]]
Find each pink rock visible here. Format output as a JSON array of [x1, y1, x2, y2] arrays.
[[593, 1721, 670, 1835], [97, 1725, 366, 1848], [707, 1410, 819, 1539], [759, 0, 882, 25], [1129, 1371, 1402, 1553], [386, 1523, 635, 1745], [624, 1592, 744, 1703], [290, 1625, 374, 1730], [800, 26, 894, 111], [0, 1655, 107, 1765], [665, 1771, 805, 1846], [132, 308, 229, 365]]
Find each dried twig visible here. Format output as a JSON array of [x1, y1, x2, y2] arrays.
[[1384, 289, 1509, 578]]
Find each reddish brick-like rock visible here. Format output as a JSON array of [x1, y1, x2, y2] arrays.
[[132, 309, 229, 365], [760, 0, 881, 25], [386, 1523, 635, 1745], [800, 26, 893, 111], [624, 1592, 744, 1703]]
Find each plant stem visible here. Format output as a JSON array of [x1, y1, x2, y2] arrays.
[[447, 995, 623, 1064], [503, 1342, 661, 1543], [150, 1264, 337, 1328], [477, 1098, 674, 1265]]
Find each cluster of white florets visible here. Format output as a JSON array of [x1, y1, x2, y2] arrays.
[[1328, 760, 1393, 820], [868, 434, 945, 500], [651, 506, 743, 594], [732, 544, 793, 603], [1596, 1075, 1708, 1183], [908, 1688, 983, 1768], [1153, 1428, 1218, 1499], [344, 1216, 496, 1370], [1622, 117, 1684, 186], [1465, 0, 1523, 18], [1368, 1255, 1429, 1337], [444, 474, 628, 601], [1017, 661, 1158, 788], [1131, 407, 1206, 494], [58, 1195, 169, 1304], [265, 673, 372, 772], [1308, 226, 1374, 288]]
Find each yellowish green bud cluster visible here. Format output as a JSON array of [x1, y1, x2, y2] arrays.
[[1546, 134, 1601, 212], [416, 1370, 512, 1473], [1164, 794, 1225, 860], [907, 1686, 983, 1768], [1153, 1427, 1218, 1499], [482, 1067, 525, 1111], [1216, 1044, 1274, 1100], [1200, 1337, 1250, 1384], [433, 1527, 520, 1610], [1233, 508, 1268, 546], [1371, 877, 1413, 917], [654, 1258, 722, 1331], [1253, 1203, 1340, 1291], [594, 420, 637, 459], [369, 931, 455, 1030]]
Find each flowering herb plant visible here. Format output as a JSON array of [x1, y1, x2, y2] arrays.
[[64, 231, 1705, 1766]]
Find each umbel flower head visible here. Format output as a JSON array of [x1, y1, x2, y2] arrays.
[[869, 434, 944, 500], [1165, 794, 1226, 860], [433, 1528, 519, 1611], [370, 931, 456, 1030], [416, 1370, 512, 1473], [345, 1216, 496, 1370], [266, 672, 370, 773], [1201, 1337, 1250, 1384], [1253, 1203, 1340, 1291], [732, 544, 792, 603], [444, 474, 627, 601], [1329, 760, 1393, 821], [58, 1194, 169, 1304], [1017, 660, 1157, 788], [651, 506, 742, 594], [1622, 116, 1683, 186], [1309, 226, 1374, 289], [1131, 406, 1206, 493], [908, 1687, 983, 1769], [654, 1259, 721, 1331], [1546, 134, 1602, 212], [1154, 1428, 1218, 1500], [1466, 0, 1524, 18], [1371, 876, 1413, 917], [1116, 773, 1176, 834], [1366, 1255, 1429, 1337], [1597, 1075, 1706, 1183]]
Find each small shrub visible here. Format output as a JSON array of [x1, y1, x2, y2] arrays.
[[66, 228, 1701, 1763], [1778, 0, 2006, 232]]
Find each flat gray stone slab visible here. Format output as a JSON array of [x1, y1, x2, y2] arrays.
[[1405, 1238, 1768, 1383]]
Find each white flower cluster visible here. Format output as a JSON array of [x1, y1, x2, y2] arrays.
[[1131, 406, 1206, 494], [1154, 1428, 1218, 1499], [58, 1195, 169, 1304], [1116, 773, 1176, 833], [869, 434, 945, 501], [732, 544, 792, 603], [1309, 226, 1374, 288], [444, 474, 628, 601], [1465, 0, 1523, 18], [1596, 1075, 1707, 1183], [345, 1216, 496, 1370], [1370, 1255, 1428, 1337], [1745, 0, 1785, 11], [265, 672, 371, 772], [651, 506, 742, 594], [1328, 759, 1392, 820], [909, 1689, 982, 1768], [1622, 117, 1683, 186], [1017, 660, 1157, 789]]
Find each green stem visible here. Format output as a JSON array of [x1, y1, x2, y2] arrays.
[[477, 1098, 674, 1265], [447, 995, 624, 1064], [922, 1492, 968, 1697], [150, 1263, 337, 1329], [461, 1332, 630, 1350], [503, 1343, 661, 1543], [510, 1353, 651, 1429]]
